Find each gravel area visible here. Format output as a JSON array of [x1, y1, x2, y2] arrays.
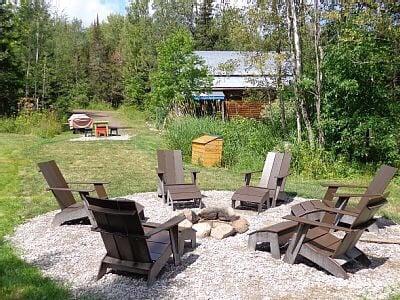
[[70, 135, 132, 142], [8, 191, 400, 299]]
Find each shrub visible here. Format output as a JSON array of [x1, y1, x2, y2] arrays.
[[0, 110, 62, 138]]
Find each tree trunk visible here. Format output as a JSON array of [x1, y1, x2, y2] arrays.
[[314, 0, 324, 145], [34, 20, 40, 109], [274, 0, 287, 136], [290, 0, 314, 147], [42, 55, 46, 108], [286, 0, 302, 142]]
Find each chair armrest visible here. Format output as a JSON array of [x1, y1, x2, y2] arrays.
[[47, 187, 95, 193], [298, 206, 360, 218], [188, 170, 199, 184], [188, 170, 200, 174], [156, 168, 165, 175], [243, 170, 262, 186], [283, 215, 355, 232], [333, 193, 384, 198], [320, 182, 368, 188], [275, 172, 291, 179], [145, 214, 186, 237], [243, 170, 263, 175], [67, 181, 110, 185], [142, 221, 161, 229]]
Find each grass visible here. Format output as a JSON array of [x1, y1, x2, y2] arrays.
[[0, 107, 399, 298]]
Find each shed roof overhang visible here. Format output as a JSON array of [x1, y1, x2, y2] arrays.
[[193, 91, 225, 101]]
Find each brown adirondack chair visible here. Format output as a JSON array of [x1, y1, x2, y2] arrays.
[[38, 160, 109, 226], [282, 194, 388, 279], [86, 196, 186, 285], [231, 152, 291, 213], [157, 150, 203, 210], [291, 165, 397, 231]]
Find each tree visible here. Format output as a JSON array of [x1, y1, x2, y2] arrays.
[[194, 0, 218, 50], [322, 1, 400, 164], [122, 1, 155, 106], [150, 28, 211, 123], [287, 0, 314, 146], [88, 16, 110, 102], [0, 2, 23, 115]]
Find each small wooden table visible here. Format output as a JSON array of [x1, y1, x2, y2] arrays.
[[94, 121, 109, 137]]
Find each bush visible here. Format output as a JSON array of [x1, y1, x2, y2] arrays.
[[0, 110, 62, 138]]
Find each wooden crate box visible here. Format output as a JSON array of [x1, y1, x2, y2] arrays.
[[191, 135, 223, 167]]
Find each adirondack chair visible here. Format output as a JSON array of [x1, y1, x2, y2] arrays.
[[291, 165, 397, 231], [38, 160, 109, 226], [282, 194, 388, 279], [86, 196, 185, 285], [157, 150, 203, 210], [231, 152, 291, 213]]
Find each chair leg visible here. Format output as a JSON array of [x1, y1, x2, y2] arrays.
[[258, 203, 262, 214], [97, 261, 108, 280], [355, 252, 371, 267], [191, 234, 196, 248], [231, 200, 236, 209], [147, 270, 157, 286], [269, 234, 281, 259], [284, 224, 309, 264], [248, 234, 257, 250]]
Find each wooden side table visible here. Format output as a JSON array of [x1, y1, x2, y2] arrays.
[[94, 121, 109, 137]]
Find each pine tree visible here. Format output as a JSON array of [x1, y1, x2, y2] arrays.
[[88, 16, 110, 102], [194, 0, 217, 50]]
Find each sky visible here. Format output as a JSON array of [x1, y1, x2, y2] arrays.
[[51, 0, 129, 27]]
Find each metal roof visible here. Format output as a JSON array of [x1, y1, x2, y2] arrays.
[[195, 51, 293, 76], [195, 51, 293, 89]]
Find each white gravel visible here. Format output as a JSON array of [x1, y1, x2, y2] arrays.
[[8, 191, 400, 299], [70, 135, 132, 142]]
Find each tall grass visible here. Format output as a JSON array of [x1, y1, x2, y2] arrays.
[[166, 116, 283, 171], [166, 116, 364, 178], [0, 110, 62, 138]]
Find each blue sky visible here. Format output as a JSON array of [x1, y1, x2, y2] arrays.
[[52, 0, 129, 26]]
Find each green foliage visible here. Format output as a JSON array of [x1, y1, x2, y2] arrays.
[[0, 110, 62, 138], [323, 6, 400, 165], [0, 2, 23, 115], [166, 115, 361, 178], [150, 28, 211, 124]]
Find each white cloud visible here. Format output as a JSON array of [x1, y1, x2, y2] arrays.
[[50, 0, 127, 27]]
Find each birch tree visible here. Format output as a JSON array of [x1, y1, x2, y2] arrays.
[[288, 0, 314, 147], [313, 0, 324, 145]]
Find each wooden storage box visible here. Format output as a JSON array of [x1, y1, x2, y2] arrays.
[[191, 135, 223, 167]]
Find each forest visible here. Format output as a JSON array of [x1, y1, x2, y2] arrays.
[[1, 0, 400, 168]]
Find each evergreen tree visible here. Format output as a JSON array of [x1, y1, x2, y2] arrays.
[[88, 16, 110, 103], [194, 0, 218, 50]]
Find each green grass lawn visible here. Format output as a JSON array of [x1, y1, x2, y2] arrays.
[[0, 109, 399, 299]]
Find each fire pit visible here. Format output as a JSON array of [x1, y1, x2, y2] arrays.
[[179, 207, 249, 240]]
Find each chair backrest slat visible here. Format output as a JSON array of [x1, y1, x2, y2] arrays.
[[359, 165, 397, 206], [157, 150, 185, 185], [258, 152, 291, 190], [333, 195, 387, 257], [278, 153, 292, 191], [38, 160, 76, 209], [87, 196, 152, 263], [258, 152, 276, 188]]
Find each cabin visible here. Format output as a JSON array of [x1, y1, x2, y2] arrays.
[[194, 51, 293, 120]]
